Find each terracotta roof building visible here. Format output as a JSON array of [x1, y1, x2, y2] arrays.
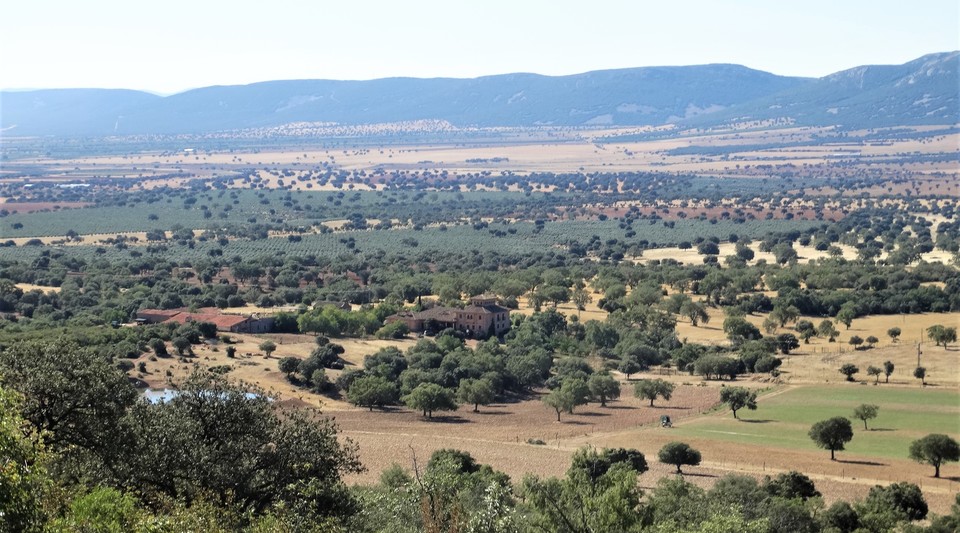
[[135, 308, 274, 333], [385, 295, 510, 339]]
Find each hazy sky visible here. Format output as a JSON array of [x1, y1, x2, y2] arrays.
[[2, 0, 957, 94]]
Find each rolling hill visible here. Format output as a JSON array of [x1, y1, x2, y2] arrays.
[[1, 52, 956, 137], [687, 51, 960, 129]]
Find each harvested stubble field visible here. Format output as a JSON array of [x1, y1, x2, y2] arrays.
[[13, 126, 957, 183], [331, 383, 720, 484]]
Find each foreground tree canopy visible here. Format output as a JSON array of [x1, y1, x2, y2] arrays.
[[809, 417, 854, 460]]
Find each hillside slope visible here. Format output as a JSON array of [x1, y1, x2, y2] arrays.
[[2, 52, 956, 137]]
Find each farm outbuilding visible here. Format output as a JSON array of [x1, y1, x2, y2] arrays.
[[135, 308, 274, 333]]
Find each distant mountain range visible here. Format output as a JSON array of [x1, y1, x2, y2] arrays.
[[1, 52, 957, 137]]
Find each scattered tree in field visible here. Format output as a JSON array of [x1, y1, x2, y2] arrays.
[[909, 434, 960, 478], [618, 358, 641, 380], [349, 375, 399, 411], [818, 319, 839, 342], [836, 307, 855, 330], [456, 378, 495, 412], [809, 417, 854, 460], [587, 374, 621, 407], [762, 316, 779, 335], [148, 338, 168, 357], [852, 404, 879, 430], [754, 355, 782, 374], [258, 340, 277, 357], [887, 327, 901, 343], [543, 379, 590, 421], [697, 242, 720, 256], [883, 360, 895, 383], [633, 379, 675, 407], [723, 316, 762, 344], [927, 325, 957, 347], [865, 336, 879, 349], [571, 286, 593, 313], [658, 441, 702, 474], [680, 300, 709, 327], [795, 320, 816, 343], [719, 387, 757, 419], [776, 333, 800, 355], [770, 305, 800, 327], [839, 364, 859, 382], [172, 336, 191, 356], [403, 383, 457, 418], [277, 356, 300, 378], [866, 366, 883, 384], [848, 336, 864, 350], [913, 366, 926, 386]]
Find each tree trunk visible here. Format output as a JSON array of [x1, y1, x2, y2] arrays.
[[935, 464, 940, 478], [863, 420, 867, 430], [649, 398, 655, 407], [830, 448, 835, 460], [473, 403, 479, 413], [555, 409, 561, 422], [676, 465, 682, 474], [600, 398, 606, 407], [733, 409, 738, 419]]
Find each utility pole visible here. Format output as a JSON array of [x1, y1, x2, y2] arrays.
[[918, 328, 923, 367]]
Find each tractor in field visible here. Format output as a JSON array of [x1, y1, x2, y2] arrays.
[[660, 415, 672, 428]]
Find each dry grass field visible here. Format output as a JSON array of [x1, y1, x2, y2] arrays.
[[29, 123, 949, 516], [130, 310, 960, 514], [10, 127, 957, 187]]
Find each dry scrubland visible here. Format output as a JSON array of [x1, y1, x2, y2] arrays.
[[7, 123, 958, 518], [131, 285, 960, 513], [6, 127, 958, 189]]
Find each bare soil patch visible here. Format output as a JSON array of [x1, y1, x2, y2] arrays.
[[336, 384, 719, 484]]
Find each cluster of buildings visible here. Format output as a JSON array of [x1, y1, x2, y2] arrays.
[[135, 307, 274, 333], [136, 294, 512, 339], [385, 294, 511, 338]]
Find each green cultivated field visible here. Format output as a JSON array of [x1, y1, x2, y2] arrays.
[[0, 218, 819, 262], [673, 385, 960, 460]]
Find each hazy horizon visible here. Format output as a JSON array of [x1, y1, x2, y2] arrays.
[[2, 0, 957, 95], [2, 50, 957, 97]]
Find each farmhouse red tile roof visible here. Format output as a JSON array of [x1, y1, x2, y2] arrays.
[[163, 312, 250, 329], [139, 308, 251, 329]]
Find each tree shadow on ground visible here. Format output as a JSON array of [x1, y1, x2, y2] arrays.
[[574, 411, 610, 417], [474, 410, 510, 416], [836, 459, 886, 467], [602, 404, 638, 410], [424, 415, 470, 424], [739, 419, 774, 423], [868, 428, 896, 432], [678, 471, 717, 478]]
